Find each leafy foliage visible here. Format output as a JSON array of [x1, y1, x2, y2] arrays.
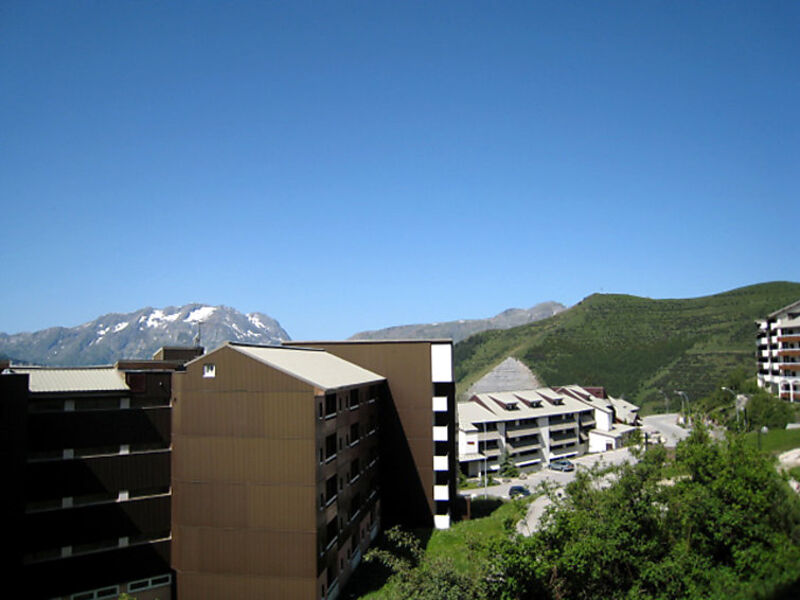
[[695, 369, 800, 432], [486, 429, 800, 600], [365, 526, 487, 599], [455, 282, 800, 410]]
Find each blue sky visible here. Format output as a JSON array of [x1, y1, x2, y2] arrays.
[[1, 1, 798, 340]]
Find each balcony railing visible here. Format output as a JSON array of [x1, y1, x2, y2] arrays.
[[549, 421, 577, 432], [433, 455, 449, 471], [433, 485, 449, 501], [505, 424, 540, 437]]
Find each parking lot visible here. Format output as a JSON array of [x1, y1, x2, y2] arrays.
[[463, 446, 634, 501]]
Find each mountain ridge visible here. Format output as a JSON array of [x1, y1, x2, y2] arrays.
[[0, 303, 290, 366], [349, 301, 566, 343]]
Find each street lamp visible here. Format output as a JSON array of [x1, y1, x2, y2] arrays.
[[758, 425, 769, 450], [674, 390, 689, 424], [721, 387, 738, 427], [483, 420, 488, 499], [658, 389, 669, 413]]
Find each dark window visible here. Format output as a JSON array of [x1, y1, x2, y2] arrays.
[[349, 388, 360, 408], [325, 394, 337, 417], [350, 458, 360, 481], [325, 434, 337, 460], [325, 517, 339, 544], [350, 422, 360, 444], [326, 475, 337, 504]]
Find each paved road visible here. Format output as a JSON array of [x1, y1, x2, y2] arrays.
[[461, 448, 634, 535], [465, 447, 634, 501], [642, 413, 690, 447]]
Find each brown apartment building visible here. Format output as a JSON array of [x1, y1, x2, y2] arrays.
[[3, 339, 456, 600], [2, 350, 200, 600], [171, 340, 457, 600], [288, 340, 458, 531]]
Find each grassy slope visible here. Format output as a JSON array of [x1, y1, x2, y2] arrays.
[[455, 282, 800, 412]]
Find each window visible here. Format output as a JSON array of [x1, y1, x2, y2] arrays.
[[350, 458, 360, 482], [350, 423, 360, 445], [203, 363, 216, 378], [325, 393, 337, 417], [349, 388, 360, 409], [325, 434, 337, 461], [326, 475, 337, 505]]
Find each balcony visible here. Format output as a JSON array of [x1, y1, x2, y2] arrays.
[[479, 445, 501, 458], [509, 440, 540, 453], [475, 429, 502, 442], [778, 349, 800, 358], [433, 485, 449, 501], [433, 426, 448, 442], [505, 423, 540, 437], [778, 335, 800, 343], [549, 421, 577, 433], [778, 363, 800, 372], [433, 455, 449, 471]]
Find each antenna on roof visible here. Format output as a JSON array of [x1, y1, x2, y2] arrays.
[[194, 322, 202, 347]]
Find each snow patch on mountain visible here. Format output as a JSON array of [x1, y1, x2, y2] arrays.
[[185, 306, 217, 323]]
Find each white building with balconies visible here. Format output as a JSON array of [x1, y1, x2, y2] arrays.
[[457, 385, 637, 477], [757, 299, 800, 401]]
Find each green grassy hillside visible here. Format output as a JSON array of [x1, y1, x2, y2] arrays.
[[454, 282, 800, 412]]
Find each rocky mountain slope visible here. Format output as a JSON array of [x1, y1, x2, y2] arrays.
[[0, 304, 290, 366], [350, 301, 565, 343]]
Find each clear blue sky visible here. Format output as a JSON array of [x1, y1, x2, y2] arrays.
[[1, 1, 798, 340]]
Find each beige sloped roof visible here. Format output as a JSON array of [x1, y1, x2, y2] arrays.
[[8, 367, 128, 393], [459, 386, 596, 428], [227, 343, 385, 390]]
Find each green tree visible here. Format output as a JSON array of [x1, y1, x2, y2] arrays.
[[498, 449, 519, 478], [487, 428, 800, 600]]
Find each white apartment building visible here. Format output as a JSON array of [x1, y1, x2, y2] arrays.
[[757, 299, 800, 401], [457, 385, 636, 477]]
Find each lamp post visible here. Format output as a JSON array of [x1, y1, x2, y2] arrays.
[[721, 387, 737, 427], [675, 390, 689, 425], [659, 389, 669, 413], [483, 421, 488, 499]]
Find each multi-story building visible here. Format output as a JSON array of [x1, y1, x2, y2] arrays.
[[286, 340, 457, 531], [458, 385, 635, 476], [4, 339, 456, 600], [2, 348, 200, 600], [757, 299, 800, 400], [171, 340, 457, 600]]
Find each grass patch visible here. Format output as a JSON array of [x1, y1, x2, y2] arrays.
[[742, 428, 800, 454], [424, 498, 530, 575], [347, 498, 531, 598]]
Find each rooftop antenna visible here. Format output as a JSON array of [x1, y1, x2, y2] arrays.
[[194, 321, 202, 347]]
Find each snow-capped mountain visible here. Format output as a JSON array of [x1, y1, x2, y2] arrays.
[[0, 304, 290, 366]]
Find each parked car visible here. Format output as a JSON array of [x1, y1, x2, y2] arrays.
[[549, 459, 575, 472], [509, 485, 531, 498]]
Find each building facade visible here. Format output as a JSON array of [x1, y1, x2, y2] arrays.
[[286, 340, 457, 531], [171, 340, 459, 600], [2, 356, 193, 600], [757, 299, 800, 400]]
